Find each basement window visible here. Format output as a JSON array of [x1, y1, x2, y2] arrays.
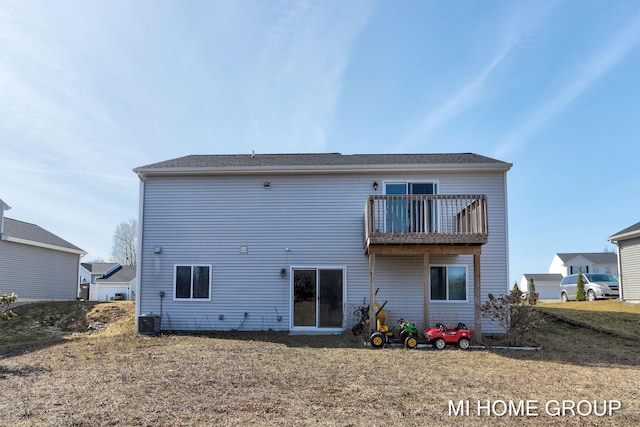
[[174, 265, 211, 300]]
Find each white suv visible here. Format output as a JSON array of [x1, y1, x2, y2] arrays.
[[559, 273, 619, 302]]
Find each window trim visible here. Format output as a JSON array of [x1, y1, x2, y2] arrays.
[[429, 264, 468, 302], [173, 264, 212, 301]]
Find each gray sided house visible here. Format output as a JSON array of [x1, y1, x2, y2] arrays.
[[609, 221, 640, 301], [134, 153, 512, 336], [0, 199, 86, 301]]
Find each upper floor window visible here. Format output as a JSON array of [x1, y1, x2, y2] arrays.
[[430, 265, 467, 301], [175, 265, 211, 300], [569, 265, 589, 274], [384, 181, 438, 233]]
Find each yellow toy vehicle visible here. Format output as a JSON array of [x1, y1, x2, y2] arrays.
[[351, 291, 418, 349]]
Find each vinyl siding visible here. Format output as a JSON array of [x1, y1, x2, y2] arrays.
[[0, 240, 80, 300], [138, 170, 509, 333], [619, 237, 640, 300]]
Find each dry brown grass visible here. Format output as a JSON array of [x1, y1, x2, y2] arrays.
[[0, 301, 639, 426]]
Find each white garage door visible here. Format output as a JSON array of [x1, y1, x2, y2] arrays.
[[97, 285, 129, 301], [536, 283, 560, 300]]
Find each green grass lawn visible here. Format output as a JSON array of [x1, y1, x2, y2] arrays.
[[537, 300, 640, 341]]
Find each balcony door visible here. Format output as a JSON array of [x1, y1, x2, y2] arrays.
[[292, 268, 344, 329], [385, 182, 436, 233]]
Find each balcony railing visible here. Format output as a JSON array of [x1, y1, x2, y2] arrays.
[[364, 194, 488, 248]]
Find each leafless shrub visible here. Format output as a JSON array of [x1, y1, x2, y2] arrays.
[[481, 288, 543, 346], [0, 292, 18, 320]]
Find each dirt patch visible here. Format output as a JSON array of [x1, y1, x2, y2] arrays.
[[0, 301, 136, 352], [57, 302, 135, 333], [85, 303, 134, 326]]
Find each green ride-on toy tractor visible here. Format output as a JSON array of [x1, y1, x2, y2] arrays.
[[351, 296, 418, 349]]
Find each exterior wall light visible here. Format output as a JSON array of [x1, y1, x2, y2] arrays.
[[373, 181, 379, 191], [280, 268, 287, 279]]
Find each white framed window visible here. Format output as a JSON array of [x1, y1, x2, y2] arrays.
[[430, 265, 467, 301], [174, 265, 212, 300]]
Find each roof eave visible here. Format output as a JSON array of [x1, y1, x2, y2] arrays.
[[3, 236, 87, 256], [608, 230, 640, 243], [134, 162, 513, 178]]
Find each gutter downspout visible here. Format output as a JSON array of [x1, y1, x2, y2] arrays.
[[0, 199, 10, 236], [135, 177, 145, 332], [614, 241, 623, 301], [607, 236, 624, 301]]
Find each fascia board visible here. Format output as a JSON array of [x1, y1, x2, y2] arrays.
[[135, 162, 513, 178], [608, 229, 640, 243], [4, 236, 87, 256]]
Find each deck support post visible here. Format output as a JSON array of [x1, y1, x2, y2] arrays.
[[369, 252, 376, 335], [473, 253, 482, 344], [423, 253, 430, 331]]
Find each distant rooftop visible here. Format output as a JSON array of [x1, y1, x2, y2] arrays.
[[82, 262, 120, 275], [96, 265, 137, 283], [556, 252, 617, 264], [522, 273, 563, 281]]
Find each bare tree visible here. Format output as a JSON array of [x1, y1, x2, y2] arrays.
[[111, 219, 137, 265]]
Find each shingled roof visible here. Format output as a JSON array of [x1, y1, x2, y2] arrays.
[[609, 221, 640, 242], [134, 152, 511, 175], [82, 262, 120, 275], [522, 273, 563, 282], [2, 217, 85, 254], [556, 252, 617, 265], [96, 265, 137, 283]]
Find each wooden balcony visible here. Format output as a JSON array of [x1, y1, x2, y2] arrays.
[[364, 194, 488, 253]]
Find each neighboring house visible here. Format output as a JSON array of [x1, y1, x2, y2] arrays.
[[133, 153, 512, 336], [519, 252, 619, 301], [548, 252, 618, 277], [519, 273, 563, 300], [608, 221, 640, 301], [80, 262, 137, 301], [0, 198, 86, 301], [81, 262, 115, 286]]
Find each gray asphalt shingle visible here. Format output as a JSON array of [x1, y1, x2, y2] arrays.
[[3, 218, 84, 252], [135, 152, 510, 171]]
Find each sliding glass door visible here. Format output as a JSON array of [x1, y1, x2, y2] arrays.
[[293, 268, 344, 328]]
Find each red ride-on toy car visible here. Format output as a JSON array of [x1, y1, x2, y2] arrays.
[[424, 322, 472, 350]]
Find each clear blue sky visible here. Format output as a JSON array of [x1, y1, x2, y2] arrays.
[[2, 1, 639, 285]]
